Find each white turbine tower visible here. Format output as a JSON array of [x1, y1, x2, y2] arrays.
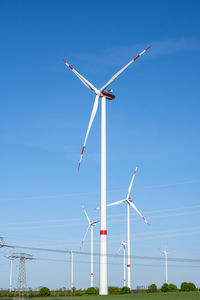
[[80, 206, 99, 287], [117, 241, 128, 287], [7, 256, 15, 292], [96, 165, 150, 289], [161, 249, 169, 283], [70, 251, 74, 291], [63, 45, 151, 294]]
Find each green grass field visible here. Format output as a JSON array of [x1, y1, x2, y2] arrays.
[[26, 292, 200, 300]]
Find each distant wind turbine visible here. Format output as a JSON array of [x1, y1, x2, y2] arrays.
[[80, 206, 99, 287], [117, 241, 128, 287], [161, 249, 169, 283], [95, 165, 150, 289], [7, 256, 15, 292]]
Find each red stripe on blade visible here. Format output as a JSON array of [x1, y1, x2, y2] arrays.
[[81, 146, 85, 155], [69, 65, 73, 70], [146, 45, 152, 51], [63, 60, 66, 64], [127, 264, 131, 267], [133, 55, 140, 61], [100, 230, 107, 235], [78, 162, 81, 171]]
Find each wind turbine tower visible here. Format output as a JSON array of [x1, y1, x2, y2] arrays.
[[70, 251, 74, 291], [117, 241, 128, 287], [161, 249, 169, 283], [7, 256, 15, 292], [80, 206, 99, 287], [63, 45, 151, 294]]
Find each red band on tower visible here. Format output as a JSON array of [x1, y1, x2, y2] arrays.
[[100, 230, 107, 235]]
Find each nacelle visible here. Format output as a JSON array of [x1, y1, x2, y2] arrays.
[[101, 90, 115, 100]]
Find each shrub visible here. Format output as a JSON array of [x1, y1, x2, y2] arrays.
[[180, 282, 197, 291], [108, 286, 121, 295], [39, 287, 51, 297], [168, 283, 178, 292], [120, 286, 131, 294], [161, 283, 169, 292], [86, 287, 97, 295], [147, 284, 157, 293], [181, 282, 190, 291], [74, 289, 86, 296], [188, 282, 197, 291]]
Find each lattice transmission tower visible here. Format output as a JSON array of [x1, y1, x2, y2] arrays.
[[12, 253, 33, 299]]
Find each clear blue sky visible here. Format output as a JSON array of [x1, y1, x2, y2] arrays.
[[0, 0, 200, 290]]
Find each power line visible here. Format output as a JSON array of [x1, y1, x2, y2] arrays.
[[33, 258, 200, 268], [2, 243, 200, 264]]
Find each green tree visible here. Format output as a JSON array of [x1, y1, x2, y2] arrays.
[[161, 283, 169, 292], [168, 284, 178, 292], [120, 286, 131, 294], [147, 284, 157, 293], [86, 287, 97, 295], [181, 282, 190, 291], [39, 287, 51, 297], [188, 282, 197, 291]]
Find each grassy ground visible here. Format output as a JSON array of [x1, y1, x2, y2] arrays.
[[26, 292, 200, 300]]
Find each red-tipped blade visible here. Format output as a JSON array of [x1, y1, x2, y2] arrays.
[[78, 95, 99, 171]]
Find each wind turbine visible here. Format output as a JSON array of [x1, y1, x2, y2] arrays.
[[95, 165, 150, 289], [117, 241, 128, 287], [70, 251, 74, 291], [63, 45, 151, 294], [7, 256, 15, 292], [80, 206, 99, 287], [161, 249, 169, 283]]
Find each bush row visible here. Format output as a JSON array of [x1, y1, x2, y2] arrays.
[[147, 282, 199, 293], [0, 282, 199, 297], [0, 286, 131, 297]]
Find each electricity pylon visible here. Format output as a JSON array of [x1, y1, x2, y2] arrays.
[[12, 253, 32, 299]]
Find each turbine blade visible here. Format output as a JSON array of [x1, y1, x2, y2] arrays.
[[78, 95, 100, 170], [126, 165, 139, 199], [100, 45, 152, 92], [107, 199, 126, 207], [128, 200, 150, 226], [94, 199, 126, 210], [91, 220, 100, 225], [80, 225, 90, 249], [63, 60, 98, 93], [117, 244, 123, 254], [82, 206, 91, 224]]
